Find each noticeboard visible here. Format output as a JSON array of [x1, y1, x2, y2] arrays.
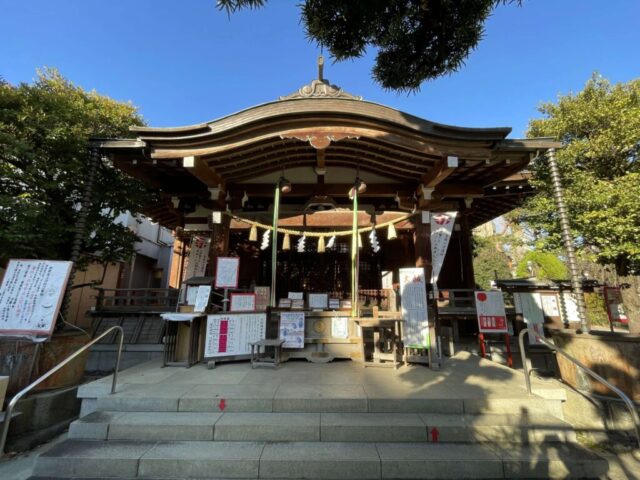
[[230, 293, 256, 312], [215, 257, 240, 289], [279, 311, 305, 348], [475, 291, 508, 333], [204, 313, 266, 357], [0, 259, 73, 337], [399, 267, 429, 348]]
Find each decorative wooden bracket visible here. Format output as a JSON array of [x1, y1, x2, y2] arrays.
[[183, 156, 224, 200]]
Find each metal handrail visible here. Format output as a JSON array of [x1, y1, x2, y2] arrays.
[[518, 328, 640, 448], [0, 326, 124, 457]]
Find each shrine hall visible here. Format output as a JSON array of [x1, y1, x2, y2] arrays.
[[93, 58, 560, 366]]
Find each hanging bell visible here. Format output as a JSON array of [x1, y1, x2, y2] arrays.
[[249, 224, 258, 241], [318, 236, 325, 253], [387, 222, 397, 240], [283, 233, 290, 251]]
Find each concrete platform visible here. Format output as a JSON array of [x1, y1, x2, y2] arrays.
[[77, 351, 567, 416]]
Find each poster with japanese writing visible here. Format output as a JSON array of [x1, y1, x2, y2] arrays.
[[399, 267, 429, 348], [230, 293, 256, 312], [184, 236, 210, 280], [204, 313, 266, 357], [475, 290, 508, 333], [331, 317, 349, 339], [541, 294, 560, 317], [516, 292, 545, 345], [215, 257, 240, 288], [308, 293, 328, 310], [0, 259, 73, 337], [254, 286, 270, 311], [430, 211, 457, 285], [193, 286, 211, 313], [279, 311, 305, 348]]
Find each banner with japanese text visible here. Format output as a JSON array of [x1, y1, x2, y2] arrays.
[[430, 211, 457, 285]]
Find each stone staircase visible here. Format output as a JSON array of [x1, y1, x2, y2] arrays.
[[30, 386, 609, 479]]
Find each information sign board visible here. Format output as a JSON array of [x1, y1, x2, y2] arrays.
[[230, 293, 256, 312], [204, 313, 266, 357], [475, 291, 508, 333], [193, 285, 212, 313], [184, 236, 210, 280], [399, 267, 429, 348], [215, 257, 240, 288], [331, 317, 349, 338], [516, 292, 546, 345], [0, 259, 72, 337], [308, 293, 328, 310], [279, 311, 305, 348], [254, 286, 270, 311]]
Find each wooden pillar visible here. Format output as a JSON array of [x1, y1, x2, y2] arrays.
[[459, 216, 476, 288], [209, 212, 231, 277]]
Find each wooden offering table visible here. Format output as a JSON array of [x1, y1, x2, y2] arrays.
[[355, 313, 403, 369]]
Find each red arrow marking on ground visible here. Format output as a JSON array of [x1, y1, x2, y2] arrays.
[[430, 427, 439, 443], [218, 398, 226, 411]]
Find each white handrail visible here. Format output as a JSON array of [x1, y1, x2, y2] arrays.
[[518, 328, 640, 448], [0, 326, 124, 456]]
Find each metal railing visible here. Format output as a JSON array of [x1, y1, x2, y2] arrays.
[[0, 326, 124, 457], [518, 328, 640, 448]]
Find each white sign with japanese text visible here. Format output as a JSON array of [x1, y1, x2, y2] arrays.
[[215, 257, 240, 288], [0, 259, 72, 337], [184, 236, 210, 280], [400, 267, 429, 348], [279, 311, 305, 348], [475, 291, 508, 333], [204, 313, 266, 357]]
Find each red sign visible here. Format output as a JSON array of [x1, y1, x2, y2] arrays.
[[478, 315, 507, 331]]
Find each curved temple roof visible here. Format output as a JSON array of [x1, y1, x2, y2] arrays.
[[96, 73, 560, 230]]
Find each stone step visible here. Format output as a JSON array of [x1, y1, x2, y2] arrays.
[[69, 411, 576, 444], [93, 387, 563, 417], [33, 439, 609, 479]]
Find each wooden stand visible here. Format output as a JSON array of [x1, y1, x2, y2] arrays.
[[162, 315, 205, 368], [250, 339, 285, 369], [356, 317, 403, 369]]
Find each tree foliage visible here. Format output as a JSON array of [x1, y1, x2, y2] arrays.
[[0, 69, 156, 269], [519, 75, 640, 275], [472, 235, 512, 289], [217, 0, 519, 92], [515, 251, 567, 280]]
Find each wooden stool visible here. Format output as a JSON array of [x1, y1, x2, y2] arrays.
[[250, 339, 285, 368]]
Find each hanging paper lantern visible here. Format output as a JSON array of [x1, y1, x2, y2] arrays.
[[387, 222, 397, 240], [283, 233, 291, 251], [296, 235, 306, 253], [260, 229, 270, 250], [249, 224, 258, 241], [318, 236, 325, 253], [326, 235, 336, 249]]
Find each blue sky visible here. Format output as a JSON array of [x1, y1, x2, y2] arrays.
[[1, 1, 638, 138]]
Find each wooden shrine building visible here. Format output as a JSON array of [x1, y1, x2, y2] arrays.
[[94, 60, 559, 362]]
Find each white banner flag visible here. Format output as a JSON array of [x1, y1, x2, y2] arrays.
[[430, 211, 457, 285], [184, 235, 211, 280]]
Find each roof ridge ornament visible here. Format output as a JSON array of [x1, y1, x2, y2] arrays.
[[279, 55, 363, 101]]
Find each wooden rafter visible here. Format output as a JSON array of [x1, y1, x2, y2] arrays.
[[183, 155, 223, 188]]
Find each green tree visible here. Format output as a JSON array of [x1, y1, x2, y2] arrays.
[[515, 251, 567, 280], [0, 69, 156, 269], [473, 235, 512, 289], [521, 75, 640, 276], [218, 0, 520, 92]]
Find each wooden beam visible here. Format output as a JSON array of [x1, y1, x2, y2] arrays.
[[225, 183, 414, 197], [421, 155, 458, 188], [434, 183, 484, 197], [183, 156, 223, 188]]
